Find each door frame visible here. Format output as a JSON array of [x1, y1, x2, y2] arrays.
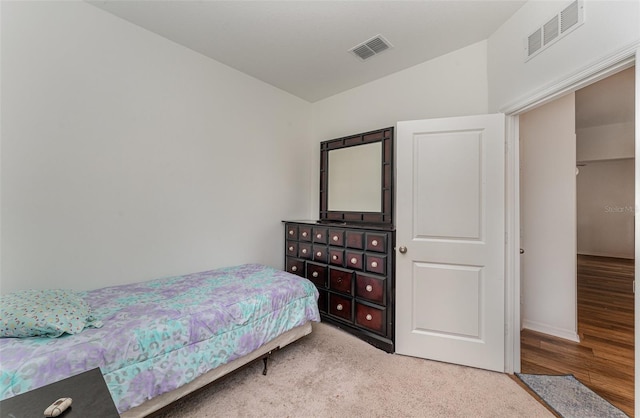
[[502, 43, 639, 405]]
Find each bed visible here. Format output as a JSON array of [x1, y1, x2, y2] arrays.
[[0, 263, 320, 416]]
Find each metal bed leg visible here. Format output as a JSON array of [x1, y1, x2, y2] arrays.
[[262, 351, 272, 376]]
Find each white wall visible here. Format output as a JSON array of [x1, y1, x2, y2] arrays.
[[577, 123, 635, 161], [310, 41, 490, 218], [0, 1, 312, 294], [577, 159, 635, 258], [576, 78, 635, 259], [520, 93, 578, 341], [488, 0, 640, 112]]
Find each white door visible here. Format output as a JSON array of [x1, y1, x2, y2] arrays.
[[396, 114, 505, 372]]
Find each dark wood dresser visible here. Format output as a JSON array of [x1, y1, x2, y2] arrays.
[[284, 220, 395, 353]]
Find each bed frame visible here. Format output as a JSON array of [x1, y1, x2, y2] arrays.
[[121, 322, 312, 417]]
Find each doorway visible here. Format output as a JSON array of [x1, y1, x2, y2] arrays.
[[518, 67, 635, 416]]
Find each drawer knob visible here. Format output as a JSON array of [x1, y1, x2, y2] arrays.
[[289, 230, 294, 235], [302, 248, 307, 254], [336, 304, 343, 311], [332, 255, 338, 261], [302, 231, 308, 237], [312, 271, 319, 278], [332, 235, 339, 242], [366, 284, 373, 292], [316, 251, 322, 257], [350, 257, 357, 265], [316, 233, 322, 239], [366, 314, 372, 321], [371, 261, 378, 268], [291, 266, 298, 272], [288, 246, 294, 251], [371, 239, 378, 246]]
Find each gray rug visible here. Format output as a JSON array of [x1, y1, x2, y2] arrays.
[[516, 373, 628, 417]]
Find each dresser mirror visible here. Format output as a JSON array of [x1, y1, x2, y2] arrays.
[[328, 142, 381, 212], [319, 127, 394, 224]]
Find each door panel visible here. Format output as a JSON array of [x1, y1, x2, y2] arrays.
[[414, 130, 482, 240], [413, 262, 481, 337], [396, 114, 505, 372]]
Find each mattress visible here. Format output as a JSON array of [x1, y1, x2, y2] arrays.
[[0, 263, 320, 413]]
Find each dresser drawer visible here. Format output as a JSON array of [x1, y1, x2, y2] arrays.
[[355, 273, 386, 305], [298, 243, 313, 260], [306, 262, 327, 287], [313, 245, 328, 263], [329, 249, 344, 266], [328, 229, 344, 246], [286, 225, 298, 240], [366, 233, 387, 253], [345, 251, 363, 270], [329, 268, 353, 295], [299, 226, 312, 242], [356, 303, 386, 335], [329, 294, 352, 322], [313, 227, 328, 244], [286, 258, 304, 277], [365, 254, 386, 275], [346, 231, 364, 249], [285, 241, 298, 257]]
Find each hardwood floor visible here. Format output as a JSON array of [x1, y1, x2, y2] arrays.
[[520, 255, 635, 417]]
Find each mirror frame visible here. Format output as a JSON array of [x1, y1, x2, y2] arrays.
[[319, 127, 394, 224]]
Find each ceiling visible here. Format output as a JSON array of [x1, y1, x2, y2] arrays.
[[89, 1, 526, 103]]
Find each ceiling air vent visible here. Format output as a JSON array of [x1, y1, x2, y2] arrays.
[[525, 0, 584, 61], [349, 35, 393, 61]]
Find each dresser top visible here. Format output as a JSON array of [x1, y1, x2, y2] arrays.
[[283, 219, 395, 232]]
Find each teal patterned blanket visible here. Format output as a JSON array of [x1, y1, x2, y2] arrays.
[[0, 264, 320, 413]]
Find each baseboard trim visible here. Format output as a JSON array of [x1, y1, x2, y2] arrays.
[[522, 320, 580, 343]]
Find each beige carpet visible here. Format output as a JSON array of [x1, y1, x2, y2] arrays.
[[153, 322, 552, 417]]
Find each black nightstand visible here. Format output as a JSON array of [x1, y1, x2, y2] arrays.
[[0, 368, 119, 418]]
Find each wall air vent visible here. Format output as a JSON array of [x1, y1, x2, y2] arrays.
[[561, 0, 580, 33], [525, 0, 584, 62], [528, 28, 542, 56], [349, 34, 393, 61], [543, 16, 559, 45]]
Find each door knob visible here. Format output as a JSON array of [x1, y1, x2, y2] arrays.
[[399, 246, 407, 254], [520, 248, 525, 254]]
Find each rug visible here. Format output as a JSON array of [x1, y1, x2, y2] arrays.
[[516, 373, 628, 417]]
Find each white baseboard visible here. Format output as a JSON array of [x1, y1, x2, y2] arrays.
[[522, 320, 580, 342]]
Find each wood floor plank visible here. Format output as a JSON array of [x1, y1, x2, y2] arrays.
[[520, 255, 635, 417]]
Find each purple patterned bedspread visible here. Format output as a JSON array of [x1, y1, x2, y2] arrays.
[[0, 264, 320, 413]]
